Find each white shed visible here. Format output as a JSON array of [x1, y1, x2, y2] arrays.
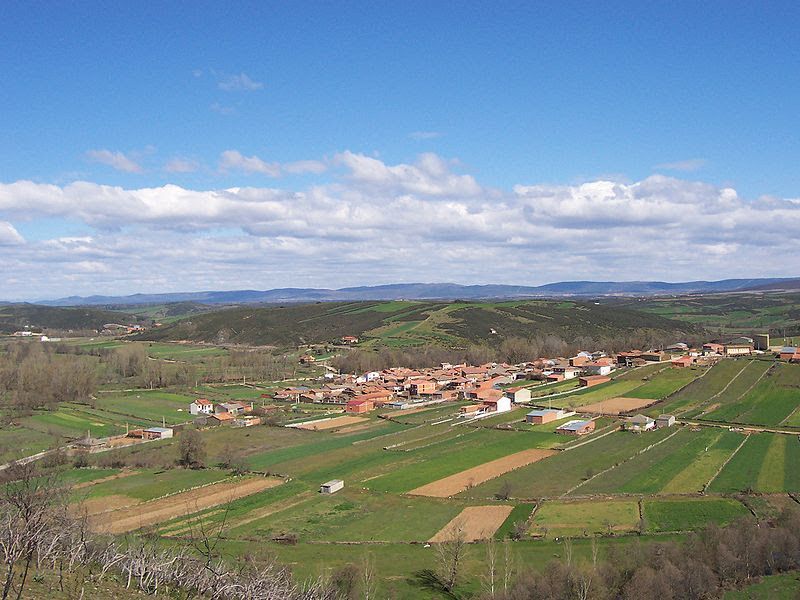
[[320, 479, 344, 494]]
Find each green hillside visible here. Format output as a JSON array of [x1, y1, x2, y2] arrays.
[[135, 299, 704, 348], [0, 304, 138, 334]]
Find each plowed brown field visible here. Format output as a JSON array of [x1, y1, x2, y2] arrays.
[[429, 505, 513, 542]]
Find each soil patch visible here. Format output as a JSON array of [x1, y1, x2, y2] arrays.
[[89, 477, 283, 534], [409, 448, 557, 498], [73, 494, 139, 518], [577, 396, 655, 415], [295, 416, 368, 430], [429, 505, 513, 542]]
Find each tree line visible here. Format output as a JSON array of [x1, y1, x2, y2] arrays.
[[330, 329, 705, 374]]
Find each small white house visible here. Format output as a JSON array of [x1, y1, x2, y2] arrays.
[[626, 414, 656, 432], [484, 395, 512, 414], [320, 479, 344, 494], [189, 398, 214, 415], [584, 363, 613, 376]]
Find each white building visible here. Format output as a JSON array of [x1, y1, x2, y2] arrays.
[[320, 479, 344, 494], [189, 398, 214, 415]]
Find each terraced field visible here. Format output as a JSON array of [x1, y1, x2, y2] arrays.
[[701, 362, 800, 426], [708, 433, 800, 493], [642, 497, 750, 532]]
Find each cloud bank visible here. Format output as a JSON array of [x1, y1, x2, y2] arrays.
[[0, 151, 798, 299]]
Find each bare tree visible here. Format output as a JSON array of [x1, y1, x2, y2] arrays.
[[435, 519, 467, 592], [482, 536, 497, 597]]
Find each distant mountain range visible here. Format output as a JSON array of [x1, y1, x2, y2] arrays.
[[32, 278, 800, 307]]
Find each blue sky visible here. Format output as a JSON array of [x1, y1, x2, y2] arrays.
[[1, 2, 799, 299]]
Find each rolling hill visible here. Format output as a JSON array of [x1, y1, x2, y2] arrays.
[[0, 304, 138, 334], [135, 299, 705, 348], [36, 278, 798, 306]]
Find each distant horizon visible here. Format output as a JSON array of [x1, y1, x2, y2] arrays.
[[4, 276, 796, 305]]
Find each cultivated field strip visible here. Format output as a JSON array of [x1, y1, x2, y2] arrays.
[[88, 477, 284, 534], [429, 505, 513, 542], [408, 448, 557, 497]]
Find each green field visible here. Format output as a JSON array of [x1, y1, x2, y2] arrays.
[[462, 428, 679, 499], [701, 362, 800, 426], [708, 433, 800, 493], [643, 497, 750, 532], [723, 573, 800, 599], [530, 499, 640, 537]]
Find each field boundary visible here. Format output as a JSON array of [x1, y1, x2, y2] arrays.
[[561, 427, 684, 497], [703, 434, 750, 492]]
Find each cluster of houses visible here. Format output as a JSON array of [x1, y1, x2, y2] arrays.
[[271, 337, 779, 420], [189, 398, 262, 428]]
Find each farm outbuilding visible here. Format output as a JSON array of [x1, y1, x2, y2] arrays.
[[142, 427, 173, 440], [556, 420, 595, 436], [656, 414, 676, 428], [579, 375, 611, 387], [526, 408, 573, 424], [626, 414, 656, 432], [320, 479, 344, 494]]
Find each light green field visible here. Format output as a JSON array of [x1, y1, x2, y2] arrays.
[[78, 468, 230, 501], [530, 499, 640, 537], [626, 366, 700, 399]]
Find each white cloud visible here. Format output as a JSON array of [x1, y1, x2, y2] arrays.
[[335, 151, 482, 197], [219, 150, 281, 177], [409, 131, 442, 140], [164, 157, 200, 173], [86, 149, 143, 173], [218, 72, 263, 91], [1, 153, 799, 299], [0, 221, 24, 245], [655, 158, 707, 172], [219, 151, 327, 177]]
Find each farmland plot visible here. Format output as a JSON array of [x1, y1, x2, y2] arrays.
[[657, 360, 750, 416], [624, 366, 700, 400], [367, 430, 542, 494], [578, 427, 718, 495], [462, 428, 678, 499], [681, 360, 770, 419], [707, 433, 785, 493], [643, 498, 750, 532], [530, 499, 640, 537], [703, 363, 800, 426], [429, 505, 513, 542]]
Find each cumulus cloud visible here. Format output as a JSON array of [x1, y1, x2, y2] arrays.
[[217, 72, 263, 91], [335, 151, 482, 197], [655, 158, 707, 172], [86, 149, 143, 173], [0, 152, 799, 298]]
